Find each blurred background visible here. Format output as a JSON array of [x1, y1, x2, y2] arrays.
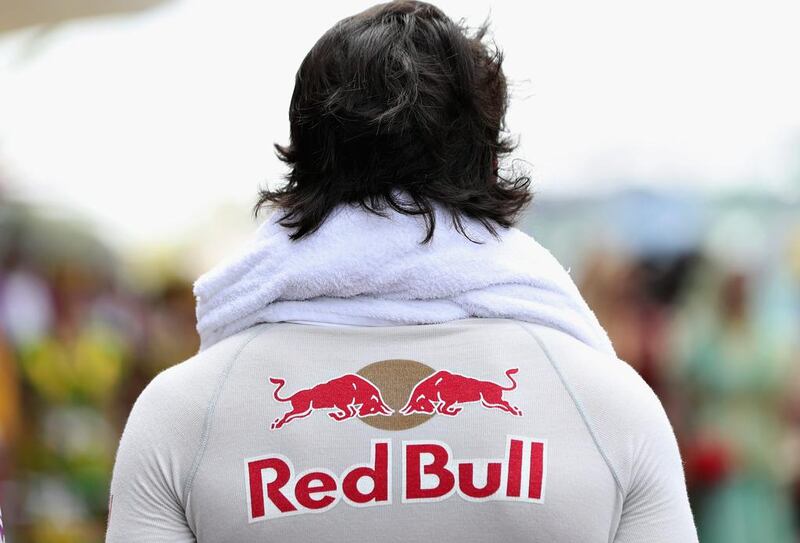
[[0, 0, 799, 541]]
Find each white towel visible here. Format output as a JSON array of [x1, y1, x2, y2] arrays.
[[194, 196, 615, 356]]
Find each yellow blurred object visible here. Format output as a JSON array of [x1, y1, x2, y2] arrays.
[[28, 519, 104, 543], [0, 335, 21, 444], [788, 225, 800, 280], [20, 325, 127, 404]]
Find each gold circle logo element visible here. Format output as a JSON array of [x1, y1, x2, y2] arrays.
[[357, 359, 435, 431]]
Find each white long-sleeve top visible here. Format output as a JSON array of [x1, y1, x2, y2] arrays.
[[106, 318, 698, 542]]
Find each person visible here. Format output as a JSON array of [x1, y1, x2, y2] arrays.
[[673, 270, 796, 542], [106, 1, 697, 541]]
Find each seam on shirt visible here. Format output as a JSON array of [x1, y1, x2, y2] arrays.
[[514, 321, 624, 495], [182, 325, 269, 506]]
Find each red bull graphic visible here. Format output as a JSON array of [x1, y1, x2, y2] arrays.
[[400, 368, 523, 417], [269, 374, 393, 430], [245, 435, 546, 522]]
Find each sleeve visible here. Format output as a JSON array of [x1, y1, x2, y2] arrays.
[[612, 377, 698, 543], [105, 369, 199, 542]]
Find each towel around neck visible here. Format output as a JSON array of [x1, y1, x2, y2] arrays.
[[193, 197, 615, 356]]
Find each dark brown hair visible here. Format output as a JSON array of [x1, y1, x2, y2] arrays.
[[256, 0, 531, 243]]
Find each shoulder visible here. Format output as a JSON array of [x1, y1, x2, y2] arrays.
[[516, 322, 679, 495], [127, 323, 270, 429], [114, 325, 269, 493], [132, 326, 263, 421], [515, 321, 666, 417]]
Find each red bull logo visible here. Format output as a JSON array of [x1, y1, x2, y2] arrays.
[[269, 374, 393, 430], [245, 435, 546, 522], [400, 368, 522, 417], [269, 366, 523, 430]]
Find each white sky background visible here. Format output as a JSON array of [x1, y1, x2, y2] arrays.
[[0, 0, 799, 250]]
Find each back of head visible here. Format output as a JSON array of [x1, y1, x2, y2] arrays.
[[257, 0, 531, 243]]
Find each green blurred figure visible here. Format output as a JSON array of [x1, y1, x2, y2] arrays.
[[674, 269, 797, 543]]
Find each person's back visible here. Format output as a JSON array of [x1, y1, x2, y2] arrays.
[[106, 1, 697, 540], [107, 319, 695, 542]]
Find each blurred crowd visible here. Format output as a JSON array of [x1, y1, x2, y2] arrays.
[[1, 190, 799, 542], [579, 246, 800, 542], [0, 196, 199, 542]]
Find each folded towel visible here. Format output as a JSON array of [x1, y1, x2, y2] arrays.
[[194, 196, 615, 356]]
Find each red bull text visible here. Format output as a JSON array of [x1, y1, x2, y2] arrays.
[[245, 436, 546, 522]]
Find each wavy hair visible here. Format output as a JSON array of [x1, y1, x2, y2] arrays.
[[256, 0, 531, 243]]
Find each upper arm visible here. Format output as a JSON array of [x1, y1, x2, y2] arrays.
[[105, 370, 200, 542], [612, 369, 698, 543]]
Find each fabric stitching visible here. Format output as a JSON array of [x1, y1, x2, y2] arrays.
[[514, 321, 625, 495], [182, 325, 271, 507]]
